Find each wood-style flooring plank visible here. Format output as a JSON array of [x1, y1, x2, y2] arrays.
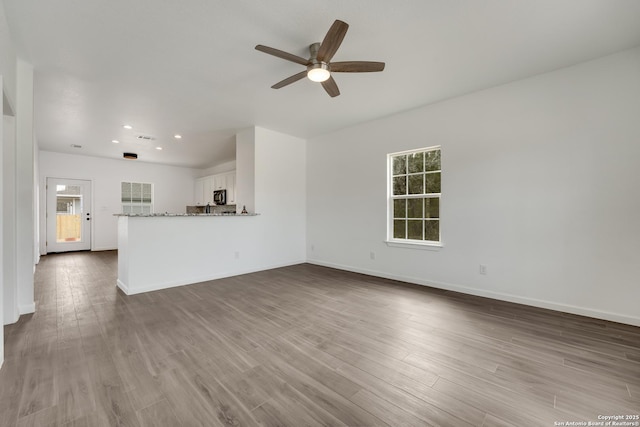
[[349, 388, 433, 427], [249, 348, 388, 426], [481, 413, 519, 427], [432, 376, 552, 425], [337, 361, 484, 426], [1, 251, 638, 426], [135, 399, 181, 427]]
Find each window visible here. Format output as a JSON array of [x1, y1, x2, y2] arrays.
[[121, 182, 153, 214], [388, 146, 441, 245]]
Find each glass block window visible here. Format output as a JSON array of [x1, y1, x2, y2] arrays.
[[121, 182, 153, 214], [388, 147, 441, 244]]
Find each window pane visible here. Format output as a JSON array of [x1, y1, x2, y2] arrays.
[[408, 152, 424, 173], [393, 176, 407, 195], [393, 199, 406, 218], [425, 198, 439, 218], [426, 172, 441, 193], [408, 174, 424, 194], [425, 150, 441, 172], [407, 220, 423, 240], [132, 183, 143, 203], [393, 155, 406, 175], [407, 198, 423, 218], [142, 183, 152, 203], [393, 220, 406, 239], [121, 182, 132, 202], [425, 220, 439, 241]]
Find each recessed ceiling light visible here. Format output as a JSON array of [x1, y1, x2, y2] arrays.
[[112, 139, 120, 143], [156, 146, 163, 150], [123, 125, 133, 130], [174, 134, 182, 139]]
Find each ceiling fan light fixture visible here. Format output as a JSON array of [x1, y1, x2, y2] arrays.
[[307, 63, 330, 82]]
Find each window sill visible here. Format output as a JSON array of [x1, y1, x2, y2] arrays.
[[384, 240, 443, 251]]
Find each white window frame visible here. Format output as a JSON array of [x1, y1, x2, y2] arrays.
[[121, 181, 154, 215], [386, 146, 442, 248]]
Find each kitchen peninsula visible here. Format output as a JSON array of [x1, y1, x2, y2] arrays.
[[116, 212, 261, 295], [115, 126, 307, 297]]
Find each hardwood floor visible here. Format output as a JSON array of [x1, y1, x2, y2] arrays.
[[1, 251, 638, 426]]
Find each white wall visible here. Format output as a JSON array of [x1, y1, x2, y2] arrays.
[[0, 2, 18, 364], [236, 128, 256, 214], [15, 59, 35, 315], [33, 137, 39, 265], [39, 151, 198, 252], [254, 127, 306, 260], [307, 47, 640, 326], [3, 115, 17, 325], [0, 4, 16, 109], [0, 75, 4, 367], [198, 159, 237, 178]]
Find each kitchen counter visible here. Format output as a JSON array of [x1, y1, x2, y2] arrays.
[[114, 213, 258, 217]]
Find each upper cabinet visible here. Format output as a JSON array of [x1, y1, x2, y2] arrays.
[[213, 174, 226, 191], [226, 173, 236, 204], [194, 171, 236, 205], [194, 176, 213, 204]]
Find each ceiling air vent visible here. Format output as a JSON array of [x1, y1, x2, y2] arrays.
[[123, 152, 138, 160], [136, 134, 155, 141]]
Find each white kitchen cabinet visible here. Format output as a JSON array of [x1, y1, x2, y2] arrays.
[[203, 176, 214, 204], [213, 174, 226, 191], [194, 171, 236, 205], [194, 176, 215, 204], [194, 177, 206, 205]]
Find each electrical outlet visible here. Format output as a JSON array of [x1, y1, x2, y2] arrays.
[[370, 251, 376, 260], [235, 251, 240, 259], [479, 264, 487, 275]]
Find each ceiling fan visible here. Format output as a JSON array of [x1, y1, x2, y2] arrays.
[[255, 19, 385, 97]]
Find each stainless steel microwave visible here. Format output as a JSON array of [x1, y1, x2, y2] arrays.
[[213, 189, 226, 205]]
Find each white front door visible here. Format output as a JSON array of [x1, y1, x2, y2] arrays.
[[46, 178, 92, 253]]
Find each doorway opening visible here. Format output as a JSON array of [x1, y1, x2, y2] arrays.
[[46, 178, 92, 253]]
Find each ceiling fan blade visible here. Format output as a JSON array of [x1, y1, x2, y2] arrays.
[[330, 61, 385, 73], [271, 70, 308, 89], [321, 76, 340, 97], [317, 20, 349, 62], [255, 45, 309, 66]]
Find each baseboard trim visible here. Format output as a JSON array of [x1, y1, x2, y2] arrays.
[[307, 259, 640, 327], [118, 260, 306, 296], [93, 246, 117, 252], [116, 279, 130, 294], [3, 309, 20, 326], [19, 302, 36, 315]]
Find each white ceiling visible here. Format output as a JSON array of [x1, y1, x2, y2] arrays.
[[4, 0, 640, 169]]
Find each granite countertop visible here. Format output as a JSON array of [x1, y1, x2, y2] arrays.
[[114, 213, 259, 217]]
